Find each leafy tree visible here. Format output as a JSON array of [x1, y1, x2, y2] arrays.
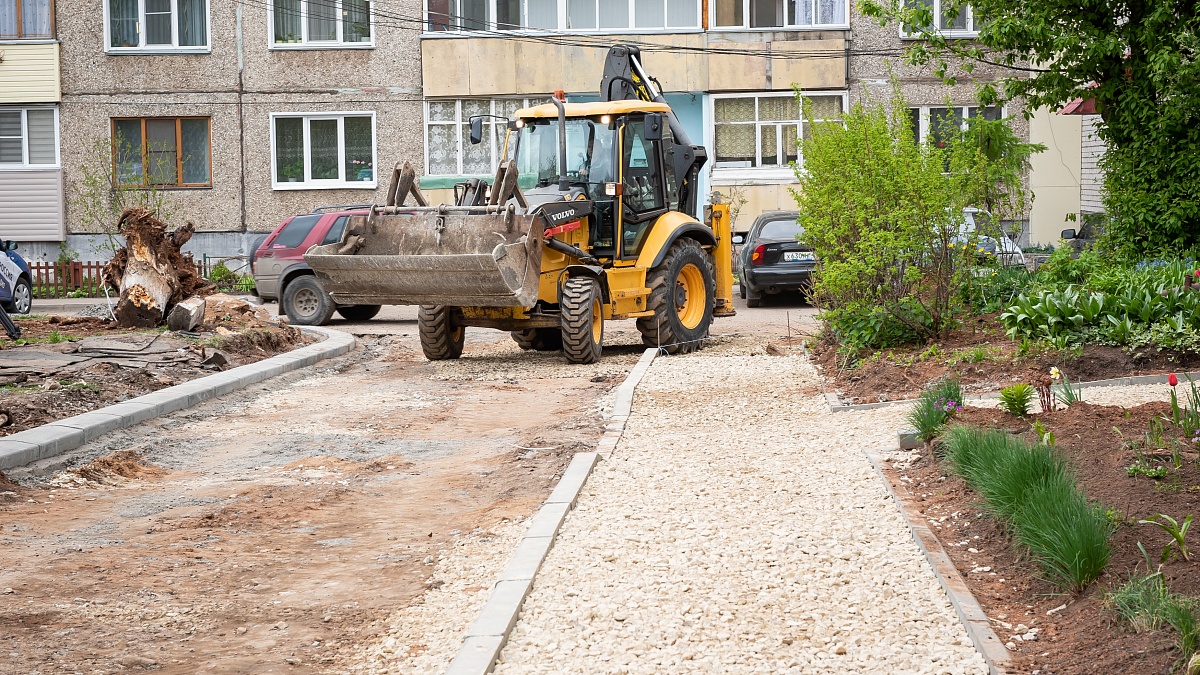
[[860, 0, 1200, 259], [794, 86, 1036, 348]]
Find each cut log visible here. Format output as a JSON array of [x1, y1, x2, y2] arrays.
[[102, 208, 214, 328], [166, 296, 206, 332]]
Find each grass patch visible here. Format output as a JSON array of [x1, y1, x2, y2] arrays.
[[906, 378, 964, 444], [1106, 572, 1200, 667], [941, 425, 1113, 591]]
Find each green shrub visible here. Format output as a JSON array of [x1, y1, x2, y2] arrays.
[[1107, 572, 1172, 633], [941, 426, 1112, 590], [906, 378, 964, 443], [998, 383, 1034, 416], [823, 300, 933, 351]]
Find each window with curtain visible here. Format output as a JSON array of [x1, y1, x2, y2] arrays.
[[901, 0, 978, 35], [272, 113, 376, 189], [110, 117, 210, 187], [909, 105, 1002, 145], [713, 93, 843, 171], [713, 0, 846, 27], [0, 107, 58, 167], [271, 0, 373, 45], [425, 98, 539, 176], [427, 0, 698, 30], [107, 0, 208, 49], [0, 0, 54, 38]]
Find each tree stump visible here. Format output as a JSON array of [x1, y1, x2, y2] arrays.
[[102, 208, 214, 328]]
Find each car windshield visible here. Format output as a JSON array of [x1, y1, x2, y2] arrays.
[[509, 119, 615, 187], [758, 218, 803, 240]]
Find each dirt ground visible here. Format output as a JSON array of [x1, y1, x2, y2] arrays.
[[885, 401, 1200, 675], [810, 315, 1200, 403], [1, 295, 308, 436]]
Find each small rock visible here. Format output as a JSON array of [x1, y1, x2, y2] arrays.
[[236, 627, 247, 635], [272, 621, 288, 630], [117, 655, 157, 668], [1006, 641, 1017, 650], [1, 588, 12, 595], [834, 645, 847, 655]]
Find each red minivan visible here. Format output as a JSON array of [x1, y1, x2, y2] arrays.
[[252, 204, 383, 325]]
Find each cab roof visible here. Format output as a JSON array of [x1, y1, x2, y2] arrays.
[[514, 100, 672, 119]]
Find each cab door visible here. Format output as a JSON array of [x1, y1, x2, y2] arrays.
[[617, 116, 668, 260]]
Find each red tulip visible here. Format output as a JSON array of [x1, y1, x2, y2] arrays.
[[1170, 373, 1179, 387], [1194, 270, 1199, 278]]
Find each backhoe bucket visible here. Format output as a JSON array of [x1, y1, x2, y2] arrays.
[[305, 207, 545, 307]]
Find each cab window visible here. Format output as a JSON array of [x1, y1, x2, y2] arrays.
[[620, 119, 666, 258]]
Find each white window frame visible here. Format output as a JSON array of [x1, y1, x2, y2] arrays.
[[909, 104, 1004, 143], [423, 98, 541, 177], [0, 105, 60, 170], [707, 91, 847, 183], [267, 0, 376, 49], [900, 0, 978, 39], [102, 0, 211, 54], [422, 0, 703, 34], [707, 0, 849, 30], [269, 112, 379, 190]]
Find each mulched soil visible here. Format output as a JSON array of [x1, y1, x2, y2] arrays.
[[811, 314, 1200, 403], [0, 296, 310, 436], [887, 401, 1200, 674]]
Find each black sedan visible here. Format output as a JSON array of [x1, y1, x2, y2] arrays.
[[736, 211, 815, 307]]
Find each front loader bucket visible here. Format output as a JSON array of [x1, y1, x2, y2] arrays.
[[305, 207, 544, 307]]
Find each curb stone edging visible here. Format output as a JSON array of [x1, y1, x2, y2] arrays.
[[824, 370, 1200, 413], [445, 347, 659, 675], [0, 326, 356, 471], [863, 446, 1010, 675]]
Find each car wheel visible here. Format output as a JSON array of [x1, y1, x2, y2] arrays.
[[7, 277, 31, 315], [282, 276, 335, 325], [418, 305, 464, 360], [336, 305, 382, 321], [745, 282, 763, 308], [738, 273, 746, 300]]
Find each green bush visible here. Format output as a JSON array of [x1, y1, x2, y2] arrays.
[[941, 426, 1112, 591], [823, 300, 933, 351], [998, 383, 1034, 416]]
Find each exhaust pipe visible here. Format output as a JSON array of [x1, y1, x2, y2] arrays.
[[551, 92, 569, 192]]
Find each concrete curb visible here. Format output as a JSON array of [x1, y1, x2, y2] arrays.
[[862, 446, 1010, 675], [445, 347, 659, 675], [0, 326, 356, 471], [824, 369, 1200, 413]]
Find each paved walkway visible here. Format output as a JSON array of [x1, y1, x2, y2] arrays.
[[492, 353, 987, 674]]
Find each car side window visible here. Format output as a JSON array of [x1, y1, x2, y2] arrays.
[[273, 214, 322, 249], [322, 216, 349, 245]]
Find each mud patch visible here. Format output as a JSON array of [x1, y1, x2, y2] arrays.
[[71, 450, 168, 484]]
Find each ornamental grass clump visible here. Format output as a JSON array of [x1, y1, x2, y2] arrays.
[[907, 378, 965, 443], [941, 425, 1113, 591], [998, 383, 1034, 416]]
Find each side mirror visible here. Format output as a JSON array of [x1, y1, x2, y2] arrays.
[[1060, 228, 1077, 240], [644, 113, 663, 141], [8, 242, 16, 251], [468, 116, 483, 145], [732, 234, 745, 245]]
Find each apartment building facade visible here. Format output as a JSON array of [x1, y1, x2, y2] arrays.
[[0, 0, 63, 243], [15, 0, 425, 261], [417, 0, 852, 232]]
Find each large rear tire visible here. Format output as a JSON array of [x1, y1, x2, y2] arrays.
[[336, 304, 382, 321], [637, 238, 715, 354], [511, 328, 562, 351], [282, 275, 335, 326], [560, 277, 603, 364], [418, 305, 464, 360]]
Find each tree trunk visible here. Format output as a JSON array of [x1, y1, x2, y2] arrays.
[[102, 208, 213, 328]]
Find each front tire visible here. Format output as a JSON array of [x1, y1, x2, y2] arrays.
[[418, 305, 464, 360], [282, 276, 335, 325], [560, 277, 603, 364], [7, 277, 31, 315], [511, 328, 562, 351], [637, 238, 715, 354], [336, 304, 382, 321]]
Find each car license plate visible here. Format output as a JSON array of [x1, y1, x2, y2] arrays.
[[783, 251, 814, 262]]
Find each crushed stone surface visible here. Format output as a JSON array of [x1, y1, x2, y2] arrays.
[[494, 354, 987, 674]]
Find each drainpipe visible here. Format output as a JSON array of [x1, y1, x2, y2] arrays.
[[236, 0, 248, 244]]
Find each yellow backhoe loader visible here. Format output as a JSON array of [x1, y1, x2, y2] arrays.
[[305, 44, 735, 363]]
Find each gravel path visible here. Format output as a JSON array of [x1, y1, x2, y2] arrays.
[[494, 354, 987, 674]]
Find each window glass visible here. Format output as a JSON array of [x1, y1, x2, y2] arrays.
[[634, 0, 664, 27], [322, 216, 349, 245], [273, 0, 301, 41], [816, 0, 842, 23], [427, 98, 537, 177], [622, 120, 663, 212], [567, 0, 596, 29], [714, 0, 742, 25], [110, 0, 138, 46], [179, 0, 206, 45], [308, 0, 337, 40], [460, 0, 488, 28], [427, 0, 450, 29], [275, 117, 304, 182], [598, 0, 627, 28], [342, 0, 370, 41], [144, 0, 173, 44], [25, 109, 55, 164], [527, 0, 557, 27], [0, 2, 14, 36], [344, 116, 374, 182], [180, 118, 210, 183], [716, 94, 842, 169], [759, 219, 802, 240], [113, 119, 143, 182], [309, 119, 340, 180], [6, 0, 53, 37], [0, 112, 21, 163], [496, 0, 519, 29], [666, 0, 696, 26], [274, 215, 321, 248], [750, 0, 782, 27], [145, 118, 178, 185]]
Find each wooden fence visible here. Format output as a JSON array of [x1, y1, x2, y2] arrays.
[[28, 260, 215, 299]]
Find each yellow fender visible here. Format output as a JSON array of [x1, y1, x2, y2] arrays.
[[635, 211, 717, 270]]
